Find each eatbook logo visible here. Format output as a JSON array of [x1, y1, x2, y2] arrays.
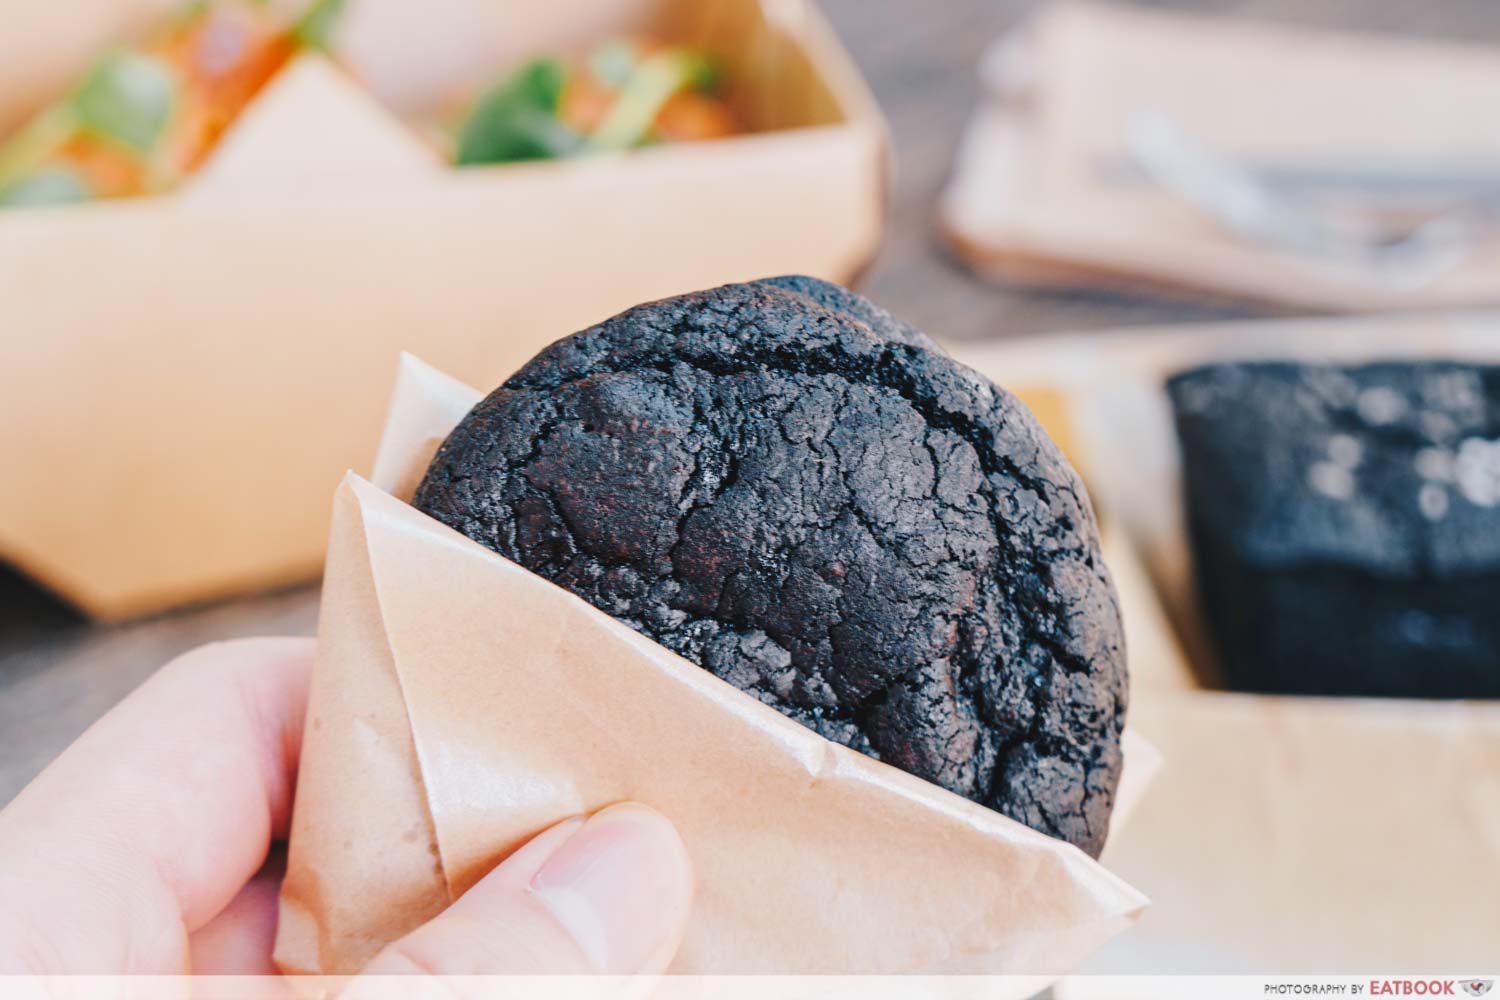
[[1461, 982, 1493, 997]]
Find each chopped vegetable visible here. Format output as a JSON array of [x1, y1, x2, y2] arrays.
[[0, 0, 345, 208], [0, 169, 90, 208], [74, 53, 176, 153], [585, 49, 717, 152], [293, 0, 346, 51], [455, 37, 741, 167], [587, 39, 639, 90], [455, 58, 581, 165]]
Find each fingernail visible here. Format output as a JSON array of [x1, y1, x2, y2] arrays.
[[528, 803, 691, 974]]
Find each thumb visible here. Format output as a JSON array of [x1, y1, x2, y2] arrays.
[[355, 803, 693, 978]]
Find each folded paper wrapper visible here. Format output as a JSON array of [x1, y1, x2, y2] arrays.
[[953, 316, 1500, 974], [941, 1, 1500, 312], [0, 0, 887, 621], [275, 355, 1157, 983]]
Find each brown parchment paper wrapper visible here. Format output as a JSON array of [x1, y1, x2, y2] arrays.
[[955, 316, 1500, 972], [276, 355, 1153, 979]]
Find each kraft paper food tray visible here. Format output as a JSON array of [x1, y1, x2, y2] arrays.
[[273, 354, 1160, 982], [952, 316, 1500, 972], [941, 2, 1500, 312], [0, 0, 887, 621]]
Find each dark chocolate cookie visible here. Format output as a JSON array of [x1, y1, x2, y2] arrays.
[[414, 278, 1127, 855]]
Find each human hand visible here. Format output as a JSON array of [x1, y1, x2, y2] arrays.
[[0, 637, 694, 977]]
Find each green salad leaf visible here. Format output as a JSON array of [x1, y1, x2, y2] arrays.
[[0, 104, 76, 194], [293, 0, 347, 50], [455, 58, 582, 165], [0, 168, 91, 208], [74, 51, 175, 153]]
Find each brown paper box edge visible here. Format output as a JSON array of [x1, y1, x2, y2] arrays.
[[0, 0, 889, 621], [953, 318, 1500, 970]]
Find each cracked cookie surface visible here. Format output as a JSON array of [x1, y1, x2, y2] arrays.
[[413, 277, 1126, 855]]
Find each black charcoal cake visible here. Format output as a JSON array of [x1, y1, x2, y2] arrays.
[[1169, 360, 1500, 699], [414, 277, 1127, 856]]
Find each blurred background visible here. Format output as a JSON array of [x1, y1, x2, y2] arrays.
[[854, 0, 1500, 328]]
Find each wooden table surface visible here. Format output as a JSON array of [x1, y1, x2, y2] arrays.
[[5, 0, 1500, 804]]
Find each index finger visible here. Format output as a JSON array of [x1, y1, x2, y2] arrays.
[[0, 636, 313, 974]]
